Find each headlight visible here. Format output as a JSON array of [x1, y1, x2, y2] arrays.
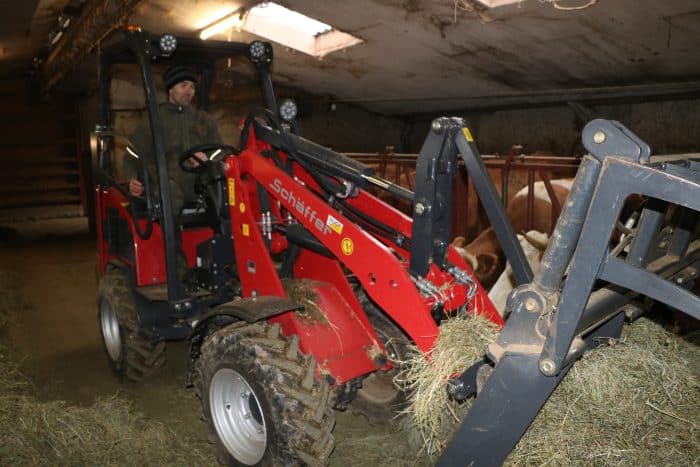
[[279, 99, 298, 122], [248, 41, 272, 66], [159, 33, 177, 55]]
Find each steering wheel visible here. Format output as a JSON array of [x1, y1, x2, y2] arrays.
[[178, 143, 238, 172]]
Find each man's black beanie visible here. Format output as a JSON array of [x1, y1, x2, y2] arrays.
[[163, 65, 197, 91]]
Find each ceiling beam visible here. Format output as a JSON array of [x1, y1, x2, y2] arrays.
[[39, 0, 145, 93], [336, 81, 700, 115]]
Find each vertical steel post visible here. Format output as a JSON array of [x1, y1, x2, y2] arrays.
[[534, 155, 601, 292], [455, 128, 534, 285]]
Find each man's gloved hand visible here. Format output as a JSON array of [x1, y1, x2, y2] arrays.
[[188, 151, 209, 168]]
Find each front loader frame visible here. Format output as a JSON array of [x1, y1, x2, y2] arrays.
[[436, 118, 699, 465]]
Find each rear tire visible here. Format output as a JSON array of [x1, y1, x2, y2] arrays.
[[97, 267, 166, 381], [196, 321, 335, 466]]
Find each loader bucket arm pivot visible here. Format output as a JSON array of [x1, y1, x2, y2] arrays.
[[410, 117, 532, 283]]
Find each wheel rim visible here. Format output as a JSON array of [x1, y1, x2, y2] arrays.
[[210, 368, 267, 465], [99, 300, 122, 362]]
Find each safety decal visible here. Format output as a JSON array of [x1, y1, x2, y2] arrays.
[[228, 179, 236, 206], [326, 214, 344, 235], [242, 224, 250, 237], [341, 237, 354, 256], [462, 127, 474, 143]]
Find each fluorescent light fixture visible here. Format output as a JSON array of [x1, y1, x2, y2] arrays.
[[200, 10, 245, 40], [200, 2, 363, 58], [475, 0, 523, 7]]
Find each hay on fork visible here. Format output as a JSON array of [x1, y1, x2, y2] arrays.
[[397, 314, 699, 465], [395, 312, 499, 457]]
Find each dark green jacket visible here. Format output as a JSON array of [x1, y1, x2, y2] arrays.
[[124, 102, 223, 208]]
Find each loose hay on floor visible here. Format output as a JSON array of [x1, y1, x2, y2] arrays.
[[398, 314, 699, 465], [0, 345, 31, 394], [0, 270, 23, 329], [0, 284, 213, 467], [0, 394, 212, 466], [331, 410, 425, 467]]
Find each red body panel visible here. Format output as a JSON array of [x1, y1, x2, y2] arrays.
[[96, 185, 165, 285], [234, 150, 441, 353], [224, 155, 384, 382], [182, 228, 215, 267]]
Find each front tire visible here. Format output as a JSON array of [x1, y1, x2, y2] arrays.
[[97, 267, 166, 381], [196, 321, 335, 466]]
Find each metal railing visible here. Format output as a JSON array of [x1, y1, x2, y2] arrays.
[[345, 147, 581, 239]]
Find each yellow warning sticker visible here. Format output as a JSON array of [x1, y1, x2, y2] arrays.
[[228, 179, 236, 206], [242, 224, 249, 237], [341, 237, 354, 256], [326, 214, 344, 235], [462, 127, 474, 142]]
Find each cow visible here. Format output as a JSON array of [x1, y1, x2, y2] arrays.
[[455, 179, 573, 288], [488, 231, 548, 317]]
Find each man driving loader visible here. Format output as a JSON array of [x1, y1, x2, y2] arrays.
[[123, 65, 223, 213]]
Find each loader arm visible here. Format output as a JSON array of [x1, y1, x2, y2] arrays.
[[222, 119, 502, 366]]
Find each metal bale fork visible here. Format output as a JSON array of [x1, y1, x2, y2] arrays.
[[433, 118, 699, 466]]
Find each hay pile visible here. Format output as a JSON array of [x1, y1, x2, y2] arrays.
[[0, 271, 213, 466], [398, 314, 699, 464], [511, 317, 699, 466]]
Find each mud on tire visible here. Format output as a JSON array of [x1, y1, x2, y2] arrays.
[[196, 321, 335, 466], [97, 267, 166, 381]]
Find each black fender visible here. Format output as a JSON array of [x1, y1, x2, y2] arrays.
[[186, 296, 303, 385], [102, 259, 131, 276]]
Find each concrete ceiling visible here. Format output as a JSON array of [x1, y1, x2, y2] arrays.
[[2, 0, 700, 115]]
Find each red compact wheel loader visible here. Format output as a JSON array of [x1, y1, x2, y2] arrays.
[[92, 28, 500, 465], [93, 28, 699, 466]]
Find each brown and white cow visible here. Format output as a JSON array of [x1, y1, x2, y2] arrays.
[[454, 179, 573, 288], [488, 230, 549, 317]]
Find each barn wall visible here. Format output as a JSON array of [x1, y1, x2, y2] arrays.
[[80, 63, 700, 173], [0, 80, 84, 217], [406, 98, 700, 156]]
